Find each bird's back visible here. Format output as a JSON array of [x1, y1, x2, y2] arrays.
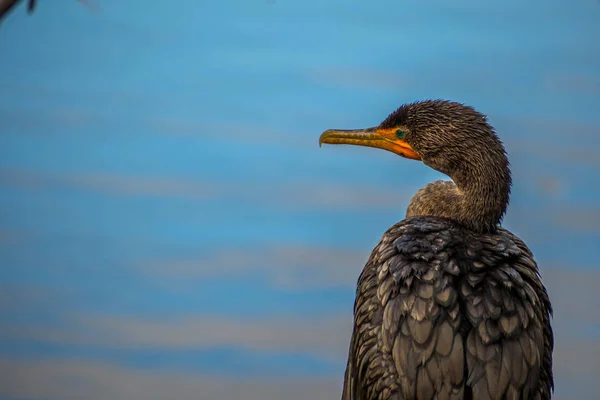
[[342, 216, 553, 400]]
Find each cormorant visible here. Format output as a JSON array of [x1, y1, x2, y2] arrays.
[[319, 100, 553, 400]]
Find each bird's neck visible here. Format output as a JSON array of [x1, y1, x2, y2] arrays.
[[406, 157, 511, 233]]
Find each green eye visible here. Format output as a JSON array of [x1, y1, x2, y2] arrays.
[[395, 129, 405, 139]]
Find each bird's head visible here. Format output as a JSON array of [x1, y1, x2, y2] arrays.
[[319, 99, 512, 232], [319, 99, 507, 180]]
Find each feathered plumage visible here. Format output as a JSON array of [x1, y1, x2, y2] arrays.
[[319, 100, 553, 400]]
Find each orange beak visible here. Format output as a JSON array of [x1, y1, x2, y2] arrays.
[[318, 127, 421, 160]]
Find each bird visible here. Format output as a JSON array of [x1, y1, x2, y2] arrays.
[[319, 100, 553, 400]]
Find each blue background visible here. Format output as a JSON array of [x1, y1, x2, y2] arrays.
[[1, 0, 599, 398]]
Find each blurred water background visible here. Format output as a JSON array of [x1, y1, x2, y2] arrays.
[[0, 0, 599, 399]]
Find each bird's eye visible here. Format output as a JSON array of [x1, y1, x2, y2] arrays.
[[395, 129, 405, 139]]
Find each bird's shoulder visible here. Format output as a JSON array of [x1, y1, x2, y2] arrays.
[[371, 215, 540, 272]]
